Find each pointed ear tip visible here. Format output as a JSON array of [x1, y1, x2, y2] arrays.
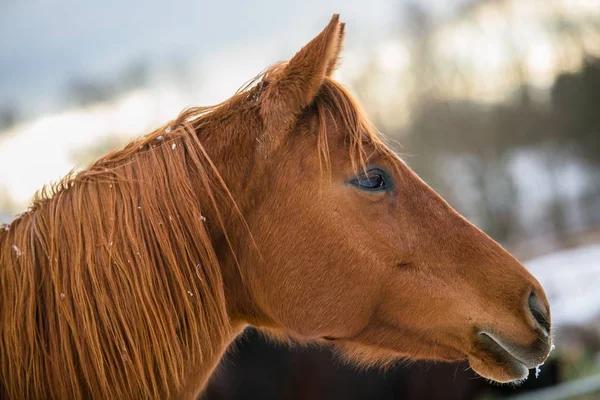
[[338, 22, 346, 40], [328, 14, 343, 30], [326, 15, 345, 47]]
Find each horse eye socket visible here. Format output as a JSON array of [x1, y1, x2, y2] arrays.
[[350, 169, 388, 191]]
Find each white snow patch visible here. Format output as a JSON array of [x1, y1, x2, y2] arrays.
[[12, 245, 23, 257], [526, 245, 600, 326]]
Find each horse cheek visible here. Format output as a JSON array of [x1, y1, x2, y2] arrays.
[[251, 244, 377, 338]]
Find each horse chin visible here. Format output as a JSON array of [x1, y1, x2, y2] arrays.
[[467, 354, 529, 384], [321, 331, 531, 383]]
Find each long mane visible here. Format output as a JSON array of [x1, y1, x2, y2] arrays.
[[0, 99, 246, 397], [0, 66, 392, 398]]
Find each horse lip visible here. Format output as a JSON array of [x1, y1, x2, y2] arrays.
[[477, 332, 542, 370]]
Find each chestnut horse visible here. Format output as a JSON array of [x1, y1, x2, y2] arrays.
[[0, 15, 552, 400]]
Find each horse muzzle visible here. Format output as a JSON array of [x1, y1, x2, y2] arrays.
[[468, 288, 552, 382]]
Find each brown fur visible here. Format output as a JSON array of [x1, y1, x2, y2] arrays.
[[0, 15, 551, 399]]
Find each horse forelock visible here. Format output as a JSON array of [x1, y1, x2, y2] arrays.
[[309, 78, 398, 175]]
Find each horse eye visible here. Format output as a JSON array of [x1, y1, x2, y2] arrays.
[[350, 169, 388, 191]]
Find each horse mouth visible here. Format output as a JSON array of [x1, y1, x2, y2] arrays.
[[470, 332, 532, 382]]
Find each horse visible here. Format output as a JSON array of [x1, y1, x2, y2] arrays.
[[0, 14, 552, 399]]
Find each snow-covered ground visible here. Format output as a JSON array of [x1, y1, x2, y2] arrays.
[[526, 244, 600, 327]]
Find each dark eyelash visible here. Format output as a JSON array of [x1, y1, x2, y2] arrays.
[[348, 168, 391, 192]]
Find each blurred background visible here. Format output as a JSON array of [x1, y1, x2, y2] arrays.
[[1, 0, 600, 398]]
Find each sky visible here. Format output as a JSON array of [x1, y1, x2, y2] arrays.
[[0, 0, 478, 116], [0, 0, 597, 211], [0, 0, 407, 117]]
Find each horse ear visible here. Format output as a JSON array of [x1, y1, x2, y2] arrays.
[[325, 21, 345, 76], [261, 14, 345, 134]]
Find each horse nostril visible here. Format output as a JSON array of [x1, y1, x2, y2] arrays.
[[528, 291, 550, 336]]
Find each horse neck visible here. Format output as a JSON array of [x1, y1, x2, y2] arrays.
[[167, 129, 260, 397], [177, 325, 247, 399]]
